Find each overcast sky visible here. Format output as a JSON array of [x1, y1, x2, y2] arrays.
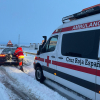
[[0, 0, 100, 45]]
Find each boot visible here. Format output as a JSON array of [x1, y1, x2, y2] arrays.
[[20, 66, 24, 72]]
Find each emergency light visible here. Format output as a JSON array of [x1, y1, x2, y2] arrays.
[[62, 4, 100, 23]]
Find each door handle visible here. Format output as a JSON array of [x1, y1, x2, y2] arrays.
[[58, 57, 63, 59], [51, 56, 55, 58]]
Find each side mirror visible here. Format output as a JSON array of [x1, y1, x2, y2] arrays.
[[37, 45, 42, 55], [42, 36, 47, 47]]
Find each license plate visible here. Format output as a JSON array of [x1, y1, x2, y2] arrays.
[[6, 60, 14, 62]]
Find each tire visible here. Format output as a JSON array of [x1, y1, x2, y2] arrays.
[[35, 67, 45, 83]]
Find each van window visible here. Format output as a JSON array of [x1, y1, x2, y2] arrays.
[[61, 30, 96, 59], [42, 35, 58, 53]]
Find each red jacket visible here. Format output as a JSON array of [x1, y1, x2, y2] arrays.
[[14, 47, 24, 59]]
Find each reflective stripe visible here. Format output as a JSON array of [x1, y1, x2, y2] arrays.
[[19, 61, 22, 66], [16, 51, 23, 54], [18, 55, 24, 59], [42, 65, 100, 93]]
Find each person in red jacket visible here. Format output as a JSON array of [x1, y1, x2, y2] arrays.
[[14, 47, 24, 71]]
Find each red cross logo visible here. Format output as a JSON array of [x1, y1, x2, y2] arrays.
[[45, 56, 51, 67]]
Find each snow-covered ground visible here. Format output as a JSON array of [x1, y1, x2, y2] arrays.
[[0, 49, 67, 100], [0, 48, 85, 100], [0, 81, 10, 100], [22, 47, 38, 54]]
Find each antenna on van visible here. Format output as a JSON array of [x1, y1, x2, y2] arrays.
[[62, 4, 100, 23]]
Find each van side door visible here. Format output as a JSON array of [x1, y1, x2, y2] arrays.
[[55, 30, 97, 100], [96, 29, 100, 100]]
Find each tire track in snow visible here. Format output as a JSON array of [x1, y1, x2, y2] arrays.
[[3, 81, 31, 100], [0, 66, 37, 100]]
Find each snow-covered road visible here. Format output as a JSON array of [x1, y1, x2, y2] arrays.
[[0, 67, 35, 100], [0, 50, 67, 100], [0, 49, 85, 100]]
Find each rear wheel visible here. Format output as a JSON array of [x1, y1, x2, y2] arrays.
[[35, 67, 45, 83]]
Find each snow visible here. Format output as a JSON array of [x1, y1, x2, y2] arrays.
[[23, 55, 35, 77], [0, 45, 6, 48], [0, 48, 85, 100], [0, 49, 67, 100], [22, 47, 38, 54], [0, 82, 10, 100], [23, 54, 85, 100], [2, 66, 67, 100]]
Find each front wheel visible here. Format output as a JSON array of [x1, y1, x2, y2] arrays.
[[35, 67, 45, 83]]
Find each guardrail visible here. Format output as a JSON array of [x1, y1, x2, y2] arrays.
[[24, 51, 36, 56]]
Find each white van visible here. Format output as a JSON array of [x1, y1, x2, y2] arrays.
[[34, 4, 100, 100]]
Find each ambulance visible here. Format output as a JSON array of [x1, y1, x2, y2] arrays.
[[34, 4, 100, 100]]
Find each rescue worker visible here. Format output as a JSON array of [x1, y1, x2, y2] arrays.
[[14, 47, 24, 71]]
